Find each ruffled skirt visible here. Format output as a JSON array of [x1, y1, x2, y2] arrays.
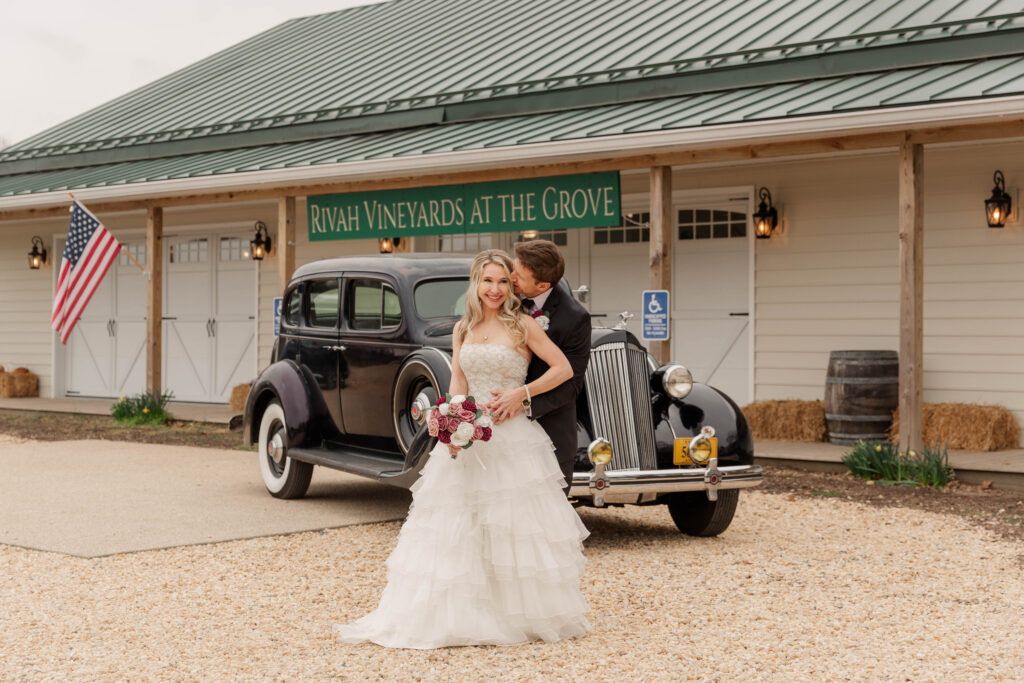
[[332, 415, 590, 648]]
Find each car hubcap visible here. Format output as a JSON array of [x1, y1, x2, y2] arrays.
[[267, 428, 286, 474], [410, 391, 432, 425]]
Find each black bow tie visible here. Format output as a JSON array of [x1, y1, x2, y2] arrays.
[[520, 298, 535, 311]]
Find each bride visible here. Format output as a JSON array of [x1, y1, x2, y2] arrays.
[[333, 249, 591, 648]]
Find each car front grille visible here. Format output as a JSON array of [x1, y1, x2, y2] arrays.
[[584, 340, 657, 471]]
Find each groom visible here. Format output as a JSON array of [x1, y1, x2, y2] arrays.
[[488, 240, 591, 493]]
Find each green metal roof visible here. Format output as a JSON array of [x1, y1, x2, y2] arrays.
[[4, 0, 1024, 162], [4, 55, 1023, 198]]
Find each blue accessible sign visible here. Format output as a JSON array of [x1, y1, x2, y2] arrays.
[[642, 290, 669, 341], [273, 297, 283, 337]]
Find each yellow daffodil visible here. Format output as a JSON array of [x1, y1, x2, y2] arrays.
[[875, 445, 882, 452], [142, 407, 150, 414]]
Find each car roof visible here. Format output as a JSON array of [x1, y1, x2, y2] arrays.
[[292, 253, 474, 281]]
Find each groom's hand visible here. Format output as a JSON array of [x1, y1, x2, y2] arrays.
[[487, 389, 524, 424]]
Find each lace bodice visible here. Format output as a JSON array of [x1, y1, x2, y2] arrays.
[[459, 343, 529, 398]]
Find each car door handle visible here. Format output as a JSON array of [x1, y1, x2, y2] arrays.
[[325, 345, 346, 352]]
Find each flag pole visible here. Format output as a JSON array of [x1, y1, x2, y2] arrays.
[[67, 191, 146, 274]]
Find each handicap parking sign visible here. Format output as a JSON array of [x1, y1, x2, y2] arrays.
[[273, 297, 283, 337], [642, 290, 669, 341]]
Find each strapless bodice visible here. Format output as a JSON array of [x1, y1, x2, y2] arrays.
[[459, 343, 529, 399]]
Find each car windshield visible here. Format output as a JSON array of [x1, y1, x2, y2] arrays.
[[414, 278, 468, 319]]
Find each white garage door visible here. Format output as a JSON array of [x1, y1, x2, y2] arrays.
[[164, 235, 256, 403], [578, 196, 752, 406], [64, 243, 147, 398]]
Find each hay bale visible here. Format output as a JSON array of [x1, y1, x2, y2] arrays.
[[891, 402, 1020, 451], [0, 371, 38, 398], [742, 399, 827, 442], [229, 383, 251, 412]]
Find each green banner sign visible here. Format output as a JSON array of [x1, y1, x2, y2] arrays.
[[307, 172, 620, 241]]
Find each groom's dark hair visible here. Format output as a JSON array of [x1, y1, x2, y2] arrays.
[[514, 239, 564, 285]]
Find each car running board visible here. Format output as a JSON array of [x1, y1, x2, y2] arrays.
[[287, 446, 405, 482]]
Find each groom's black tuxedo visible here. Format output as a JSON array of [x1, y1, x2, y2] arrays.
[[526, 283, 591, 491]]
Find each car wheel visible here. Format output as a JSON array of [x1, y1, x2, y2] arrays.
[[665, 489, 739, 537], [392, 358, 441, 454], [258, 401, 313, 499]]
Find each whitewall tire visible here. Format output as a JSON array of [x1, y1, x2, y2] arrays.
[[258, 401, 313, 499]]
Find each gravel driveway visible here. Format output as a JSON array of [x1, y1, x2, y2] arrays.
[[3, 489, 1022, 681]]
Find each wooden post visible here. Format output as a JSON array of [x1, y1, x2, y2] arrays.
[[146, 206, 163, 395], [898, 139, 924, 453], [278, 196, 296, 294], [649, 166, 673, 363]]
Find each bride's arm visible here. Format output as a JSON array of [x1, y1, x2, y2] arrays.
[[448, 334, 469, 395], [488, 316, 571, 421]]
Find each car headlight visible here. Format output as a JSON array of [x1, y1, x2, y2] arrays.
[[655, 363, 692, 399], [587, 438, 613, 466]]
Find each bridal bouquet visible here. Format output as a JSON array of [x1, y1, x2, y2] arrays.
[[428, 393, 493, 457]]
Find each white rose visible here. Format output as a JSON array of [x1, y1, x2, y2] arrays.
[[475, 414, 493, 429], [451, 433, 470, 447], [535, 315, 550, 331], [437, 402, 449, 416], [453, 421, 475, 442], [450, 394, 466, 405]]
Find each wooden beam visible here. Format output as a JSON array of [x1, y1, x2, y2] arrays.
[[897, 138, 923, 453], [5, 118, 1023, 223], [649, 165, 672, 364], [146, 206, 163, 396], [277, 196, 296, 294]]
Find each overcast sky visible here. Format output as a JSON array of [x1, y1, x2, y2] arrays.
[[1, 0, 385, 148]]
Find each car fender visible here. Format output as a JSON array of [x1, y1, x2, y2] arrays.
[[653, 383, 754, 468], [243, 359, 331, 448]]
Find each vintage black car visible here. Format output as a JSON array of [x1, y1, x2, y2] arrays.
[[243, 254, 762, 536]]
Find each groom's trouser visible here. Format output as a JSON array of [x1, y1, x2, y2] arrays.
[[537, 406, 576, 497]]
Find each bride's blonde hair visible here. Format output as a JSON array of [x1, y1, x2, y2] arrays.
[[454, 249, 527, 348]]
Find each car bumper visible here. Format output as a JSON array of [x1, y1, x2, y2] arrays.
[[569, 458, 763, 506]]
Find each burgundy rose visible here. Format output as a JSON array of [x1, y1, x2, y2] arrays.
[[436, 396, 446, 406], [481, 427, 492, 441], [437, 430, 451, 444], [461, 399, 477, 412]]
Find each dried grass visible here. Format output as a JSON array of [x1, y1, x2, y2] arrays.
[[0, 372, 38, 398], [742, 399, 826, 442], [891, 402, 1020, 451], [229, 383, 250, 413]]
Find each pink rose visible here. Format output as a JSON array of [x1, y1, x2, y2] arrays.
[[435, 415, 448, 432], [448, 401, 462, 415], [427, 411, 439, 437], [473, 425, 484, 440], [459, 408, 475, 422]]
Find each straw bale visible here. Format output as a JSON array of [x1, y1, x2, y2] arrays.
[[742, 399, 827, 442], [229, 383, 251, 413], [0, 371, 38, 398], [890, 402, 1020, 451]]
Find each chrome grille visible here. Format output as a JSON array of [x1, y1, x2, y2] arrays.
[[584, 341, 657, 471]]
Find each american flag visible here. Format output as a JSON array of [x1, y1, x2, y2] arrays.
[[51, 201, 122, 344]]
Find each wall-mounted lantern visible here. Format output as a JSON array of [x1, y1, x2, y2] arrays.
[[250, 221, 272, 260], [985, 170, 1012, 228], [753, 187, 778, 239], [28, 236, 47, 269], [379, 237, 401, 253]]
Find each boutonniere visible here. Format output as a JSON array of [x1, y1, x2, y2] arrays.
[[531, 308, 551, 331]]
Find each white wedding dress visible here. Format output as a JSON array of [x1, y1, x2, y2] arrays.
[[333, 342, 590, 648]]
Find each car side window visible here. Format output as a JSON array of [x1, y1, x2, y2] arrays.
[[283, 284, 302, 327], [306, 278, 339, 329], [347, 279, 402, 331]]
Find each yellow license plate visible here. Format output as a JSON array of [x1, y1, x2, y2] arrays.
[[673, 436, 718, 466]]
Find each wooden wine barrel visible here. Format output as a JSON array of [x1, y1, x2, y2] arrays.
[[824, 350, 899, 445]]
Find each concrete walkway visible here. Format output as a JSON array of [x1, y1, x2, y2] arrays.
[[0, 396, 235, 423], [0, 438, 410, 558]]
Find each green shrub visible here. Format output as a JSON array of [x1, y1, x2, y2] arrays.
[[111, 391, 173, 426], [841, 440, 954, 489]]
